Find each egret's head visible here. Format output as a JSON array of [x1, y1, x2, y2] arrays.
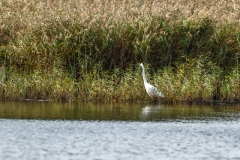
[[140, 63, 143, 67]]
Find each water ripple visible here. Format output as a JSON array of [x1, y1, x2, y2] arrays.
[[0, 119, 240, 160]]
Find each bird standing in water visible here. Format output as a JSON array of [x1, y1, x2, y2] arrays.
[[140, 63, 164, 98]]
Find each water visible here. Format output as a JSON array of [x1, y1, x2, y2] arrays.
[[0, 102, 240, 160]]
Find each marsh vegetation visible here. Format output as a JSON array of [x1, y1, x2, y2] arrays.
[[0, 0, 239, 103]]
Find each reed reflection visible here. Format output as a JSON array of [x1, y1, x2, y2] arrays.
[[0, 101, 240, 121]]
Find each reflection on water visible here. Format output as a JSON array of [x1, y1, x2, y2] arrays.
[[0, 101, 240, 121], [141, 104, 163, 120]]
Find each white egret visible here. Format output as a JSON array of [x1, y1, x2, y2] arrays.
[[140, 63, 164, 98]]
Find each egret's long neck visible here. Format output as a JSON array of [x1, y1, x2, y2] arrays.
[[141, 66, 147, 84]]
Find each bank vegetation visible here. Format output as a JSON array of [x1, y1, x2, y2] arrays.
[[0, 0, 240, 103]]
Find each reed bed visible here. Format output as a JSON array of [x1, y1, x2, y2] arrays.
[[0, 0, 240, 103]]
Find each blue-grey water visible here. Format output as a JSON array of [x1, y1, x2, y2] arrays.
[[0, 102, 240, 160]]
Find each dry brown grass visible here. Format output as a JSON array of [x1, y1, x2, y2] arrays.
[[1, 0, 239, 47], [1, 0, 240, 31], [4, 0, 240, 19]]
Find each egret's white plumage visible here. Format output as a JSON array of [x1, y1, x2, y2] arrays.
[[140, 63, 164, 98]]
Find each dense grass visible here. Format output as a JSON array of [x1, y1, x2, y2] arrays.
[[0, 0, 239, 103]]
